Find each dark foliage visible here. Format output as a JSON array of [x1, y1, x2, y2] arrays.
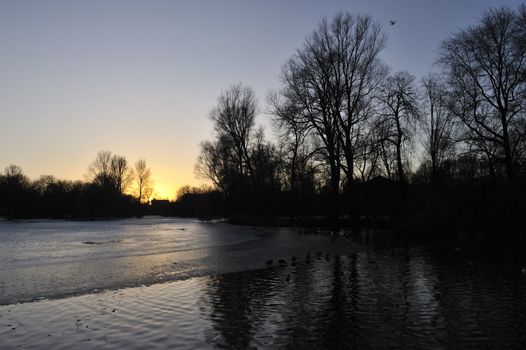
[[0, 168, 138, 219]]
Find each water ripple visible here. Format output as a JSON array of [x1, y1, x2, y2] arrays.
[[0, 242, 525, 348]]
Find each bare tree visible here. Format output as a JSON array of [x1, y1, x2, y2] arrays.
[[110, 155, 132, 194], [134, 159, 153, 204], [279, 21, 344, 224], [373, 119, 397, 179], [195, 134, 238, 196], [250, 126, 284, 194], [88, 151, 131, 194], [268, 92, 312, 196], [329, 13, 387, 185], [439, 6, 526, 181], [209, 83, 257, 188], [377, 71, 420, 184], [275, 12, 387, 223], [3, 165, 29, 188], [88, 151, 113, 189], [33, 175, 57, 195], [353, 125, 381, 182], [420, 73, 456, 183]]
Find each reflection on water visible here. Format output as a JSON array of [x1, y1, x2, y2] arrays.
[[202, 247, 526, 349], [1, 243, 525, 349], [0, 218, 283, 304]]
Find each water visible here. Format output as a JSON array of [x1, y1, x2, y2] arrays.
[[0, 217, 258, 268], [0, 218, 525, 348], [0, 217, 353, 304], [0, 217, 259, 304]]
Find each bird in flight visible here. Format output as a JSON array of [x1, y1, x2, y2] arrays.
[[390, 20, 397, 26]]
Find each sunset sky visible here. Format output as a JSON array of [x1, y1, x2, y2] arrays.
[[0, 0, 520, 199]]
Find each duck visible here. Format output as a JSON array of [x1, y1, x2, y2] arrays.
[[278, 259, 288, 267], [291, 256, 297, 266], [265, 259, 273, 266]]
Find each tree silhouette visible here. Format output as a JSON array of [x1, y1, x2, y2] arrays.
[[377, 71, 420, 184], [133, 159, 154, 205], [420, 74, 456, 183], [88, 151, 132, 195], [439, 6, 526, 181]]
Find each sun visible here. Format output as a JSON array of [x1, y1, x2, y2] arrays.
[[151, 183, 173, 201]]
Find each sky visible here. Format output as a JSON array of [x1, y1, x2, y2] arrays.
[[0, 0, 521, 199]]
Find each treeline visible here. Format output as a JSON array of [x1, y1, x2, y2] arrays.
[[193, 7, 526, 235], [0, 151, 155, 219]]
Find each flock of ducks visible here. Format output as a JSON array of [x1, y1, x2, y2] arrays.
[[265, 250, 332, 269], [265, 251, 332, 283]]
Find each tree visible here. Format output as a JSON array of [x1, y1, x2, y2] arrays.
[[377, 71, 420, 184], [279, 20, 342, 224], [3, 165, 29, 189], [196, 83, 265, 218], [353, 125, 381, 182], [133, 159, 154, 204], [374, 118, 397, 179], [250, 127, 284, 194], [268, 92, 312, 197], [328, 13, 387, 187], [33, 175, 57, 195], [88, 151, 112, 189], [88, 151, 131, 194], [0, 165, 31, 218], [439, 6, 526, 181], [195, 136, 237, 196], [111, 155, 132, 194], [420, 73, 456, 183], [209, 83, 257, 189], [275, 12, 387, 224]]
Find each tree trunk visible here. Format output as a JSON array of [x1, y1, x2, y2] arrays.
[[395, 116, 405, 184], [502, 123, 514, 182], [431, 153, 437, 184], [329, 159, 340, 227], [344, 148, 354, 218]]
